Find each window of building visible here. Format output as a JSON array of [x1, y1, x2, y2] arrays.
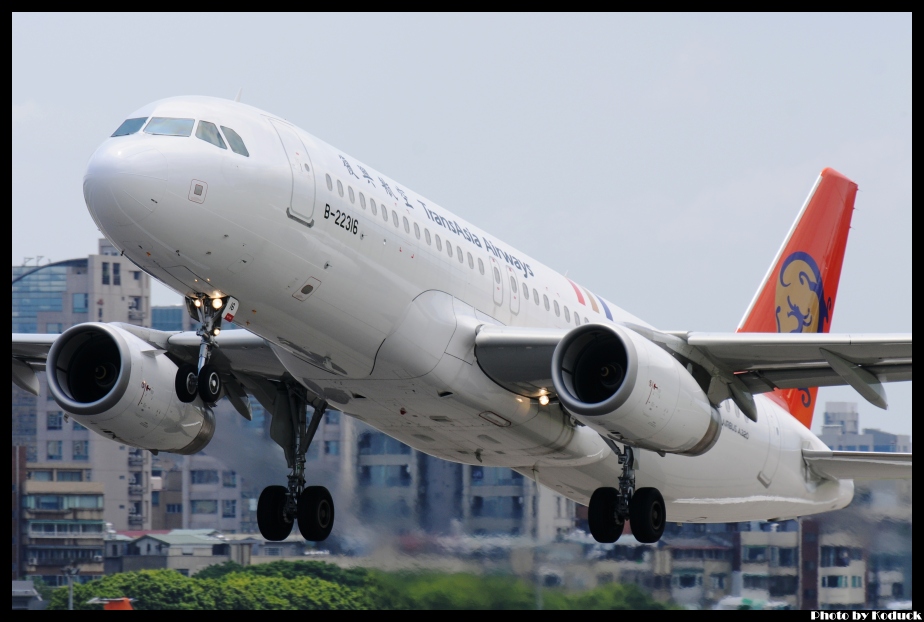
[[348, 186, 355, 204], [263, 547, 282, 556], [47, 412, 63, 430], [102, 262, 110, 285], [358, 432, 411, 455], [337, 180, 344, 197], [195, 121, 227, 149], [166, 504, 182, 514], [191, 500, 218, 514], [73, 440, 89, 461], [47, 441, 62, 461], [73, 293, 89, 313], [191, 470, 219, 485], [144, 117, 195, 137], [151, 491, 160, 506], [111, 117, 147, 137], [326, 174, 333, 191], [30, 470, 53, 482], [778, 547, 797, 567], [360, 193, 366, 209], [220, 126, 249, 157], [222, 499, 237, 518], [325, 410, 340, 425], [821, 575, 848, 588], [370, 199, 377, 215], [358, 464, 411, 487], [56, 470, 83, 482], [113, 262, 121, 286], [46, 322, 64, 333], [222, 471, 237, 488], [325, 441, 340, 455], [478, 258, 485, 275]]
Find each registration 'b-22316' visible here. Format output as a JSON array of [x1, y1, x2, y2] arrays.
[[12, 97, 912, 544]]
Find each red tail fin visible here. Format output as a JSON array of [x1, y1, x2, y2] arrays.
[[737, 168, 858, 428]]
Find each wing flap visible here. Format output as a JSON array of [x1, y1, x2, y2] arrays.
[[803, 449, 912, 480]]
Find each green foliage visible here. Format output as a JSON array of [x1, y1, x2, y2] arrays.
[[47, 561, 671, 610]]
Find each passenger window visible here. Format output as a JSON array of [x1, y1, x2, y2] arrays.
[[446, 241, 453, 257], [360, 193, 366, 209], [220, 126, 250, 156], [425, 229, 431, 245], [392, 211, 399, 228], [510, 276, 517, 292], [478, 258, 485, 275], [564, 306, 571, 322], [533, 289, 539, 305], [554, 300, 560, 316], [370, 199, 378, 215], [403, 216, 410, 233], [337, 180, 344, 197], [522, 284, 529, 300], [468, 253, 474, 269], [543, 295, 550, 311], [111, 117, 147, 137], [382, 206, 389, 221], [326, 174, 333, 191], [195, 121, 226, 149], [144, 117, 194, 137], [574, 312, 581, 325], [414, 222, 421, 239], [493, 267, 501, 283], [457, 246, 464, 263], [349, 186, 355, 204], [436, 235, 442, 251]]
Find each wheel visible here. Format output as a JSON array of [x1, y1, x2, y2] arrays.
[[629, 487, 666, 543], [257, 485, 293, 541], [297, 486, 335, 541], [197, 364, 221, 403], [174, 364, 198, 403], [588, 487, 623, 543]]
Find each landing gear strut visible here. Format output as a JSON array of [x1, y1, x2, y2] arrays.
[[588, 445, 666, 544], [173, 294, 238, 404], [257, 385, 335, 542]]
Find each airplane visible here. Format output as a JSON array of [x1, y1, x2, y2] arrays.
[[11, 96, 912, 544]]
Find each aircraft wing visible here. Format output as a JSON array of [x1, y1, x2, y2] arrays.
[[474, 324, 912, 411], [803, 449, 912, 480]]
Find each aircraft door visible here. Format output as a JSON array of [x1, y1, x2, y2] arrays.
[[489, 256, 504, 306], [268, 118, 316, 222], [506, 265, 520, 315], [757, 405, 782, 487]]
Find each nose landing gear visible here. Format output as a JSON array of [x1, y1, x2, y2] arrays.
[[588, 445, 666, 544], [257, 385, 335, 542], [173, 295, 239, 405]]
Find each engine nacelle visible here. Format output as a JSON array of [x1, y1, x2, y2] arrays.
[[46, 323, 214, 454], [551, 323, 721, 456]]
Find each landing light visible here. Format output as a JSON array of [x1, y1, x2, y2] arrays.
[[539, 395, 550, 406], [212, 328, 221, 336], [211, 298, 223, 309], [193, 299, 202, 308]]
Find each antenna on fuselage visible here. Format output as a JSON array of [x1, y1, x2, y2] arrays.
[[234, 88, 243, 103]]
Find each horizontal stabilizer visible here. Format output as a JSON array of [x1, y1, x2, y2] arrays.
[[803, 449, 912, 480]]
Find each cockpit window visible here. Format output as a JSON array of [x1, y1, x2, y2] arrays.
[[195, 121, 227, 149], [111, 118, 148, 137], [144, 117, 195, 137], [220, 126, 249, 157]]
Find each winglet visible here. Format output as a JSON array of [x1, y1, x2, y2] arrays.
[[234, 88, 243, 103], [737, 168, 858, 428]]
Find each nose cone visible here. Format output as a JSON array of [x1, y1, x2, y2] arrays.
[[84, 139, 167, 228]]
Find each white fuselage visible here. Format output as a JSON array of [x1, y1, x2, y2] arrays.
[[83, 96, 852, 522]]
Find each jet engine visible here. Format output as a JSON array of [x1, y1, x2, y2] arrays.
[[551, 323, 721, 456], [46, 323, 214, 454]]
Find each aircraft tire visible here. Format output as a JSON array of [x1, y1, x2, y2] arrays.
[[197, 364, 221, 403], [588, 487, 623, 543], [175, 364, 198, 403], [629, 487, 666, 543], [298, 486, 334, 542], [258, 485, 293, 541]]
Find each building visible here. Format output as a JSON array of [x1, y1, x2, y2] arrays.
[[12, 446, 28, 580], [116, 530, 253, 576], [819, 402, 911, 453], [12, 239, 154, 535], [149, 454, 245, 533]]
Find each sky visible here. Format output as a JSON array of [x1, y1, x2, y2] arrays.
[[12, 13, 912, 438]]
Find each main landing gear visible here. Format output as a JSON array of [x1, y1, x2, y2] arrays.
[[588, 445, 666, 544], [174, 295, 239, 405], [257, 386, 335, 542]]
